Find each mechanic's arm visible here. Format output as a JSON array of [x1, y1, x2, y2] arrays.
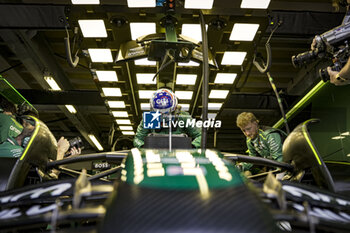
[[266, 132, 283, 162], [240, 140, 257, 171], [133, 120, 150, 148], [56, 136, 69, 160]]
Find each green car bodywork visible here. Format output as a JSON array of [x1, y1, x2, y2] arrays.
[[121, 148, 244, 191]]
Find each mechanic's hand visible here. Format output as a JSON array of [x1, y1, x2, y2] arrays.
[[327, 67, 350, 86], [69, 147, 81, 156], [57, 136, 69, 160], [311, 37, 317, 50]]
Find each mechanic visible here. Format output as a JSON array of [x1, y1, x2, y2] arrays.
[[236, 112, 287, 172], [133, 88, 202, 148], [0, 96, 23, 143], [314, 0, 350, 86]]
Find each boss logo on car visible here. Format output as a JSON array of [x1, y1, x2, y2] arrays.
[[93, 162, 111, 169]]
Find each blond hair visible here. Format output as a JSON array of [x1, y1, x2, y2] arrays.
[[236, 112, 259, 128]]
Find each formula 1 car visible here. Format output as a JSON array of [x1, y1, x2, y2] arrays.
[[0, 116, 350, 232]]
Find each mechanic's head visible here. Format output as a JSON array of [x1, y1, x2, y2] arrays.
[[236, 112, 259, 139], [150, 88, 177, 116], [0, 95, 16, 116]]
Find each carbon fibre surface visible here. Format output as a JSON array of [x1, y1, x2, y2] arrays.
[[100, 183, 281, 233]]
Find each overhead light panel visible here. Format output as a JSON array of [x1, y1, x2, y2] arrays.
[[209, 90, 229, 99], [112, 111, 129, 117], [175, 91, 193, 100], [214, 73, 237, 84], [135, 58, 156, 66], [122, 131, 135, 135], [141, 103, 151, 110], [177, 61, 200, 67], [221, 51, 247, 65], [96, 70, 118, 82], [241, 0, 270, 9], [176, 74, 197, 85], [208, 103, 222, 110], [102, 87, 122, 97], [127, 0, 155, 8], [230, 23, 259, 41], [208, 113, 217, 119], [88, 49, 113, 63], [71, 0, 99, 4], [44, 76, 61, 91], [179, 104, 190, 111], [65, 105, 77, 114], [332, 136, 345, 140], [201, 113, 217, 119], [120, 126, 133, 131], [116, 119, 132, 125], [130, 22, 156, 40], [184, 0, 214, 9], [136, 73, 156, 84], [78, 20, 107, 38], [181, 24, 207, 42], [107, 101, 126, 108], [139, 90, 155, 99], [88, 134, 103, 151]]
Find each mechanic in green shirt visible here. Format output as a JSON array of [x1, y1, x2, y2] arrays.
[[134, 89, 201, 148], [236, 112, 287, 172], [0, 96, 23, 143], [0, 126, 33, 158]]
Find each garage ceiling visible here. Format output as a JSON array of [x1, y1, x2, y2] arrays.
[[0, 0, 345, 153]]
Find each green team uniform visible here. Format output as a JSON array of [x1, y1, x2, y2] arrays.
[[0, 137, 23, 158], [0, 113, 23, 143], [242, 127, 286, 171], [133, 112, 202, 148]]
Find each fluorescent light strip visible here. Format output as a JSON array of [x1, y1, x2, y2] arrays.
[[107, 101, 126, 108], [175, 91, 193, 100], [44, 76, 61, 91], [120, 126, 133, 131], [209, 90, 229, 99], [88, 134, 103, 151], [208, 103, 222, 110], [201, 113, 217, 119], [65, 105, 77, 114], [71, 0, 99, 4], [88, 49, 113, 63], [177, 61, 200, 67], [214, 73, 237, 84], [136, 73, 156, 84], [96, 70, 118, 82], [116, 119, 132, 125], [181, 24, 208, 42], [230, 23, 259, 41], [134, 58, 156, 66], [130, 22, 156, 40], [127, 0, 155, 8], [184, 0, 214, 9], [176, 74, 197, 85], [112, 111, 128, 117], [78, 20, 107, 38], [241, 0, 270, 9], [221, 51, 247, 65], [139, 90, 155, 99], [178, 104, 190, 111], [141, 103, 151, 110], [102, 87, 122, 97], [122, 131, 135, 135]]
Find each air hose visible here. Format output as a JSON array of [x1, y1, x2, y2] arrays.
[[253, 21, 290, 134]]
